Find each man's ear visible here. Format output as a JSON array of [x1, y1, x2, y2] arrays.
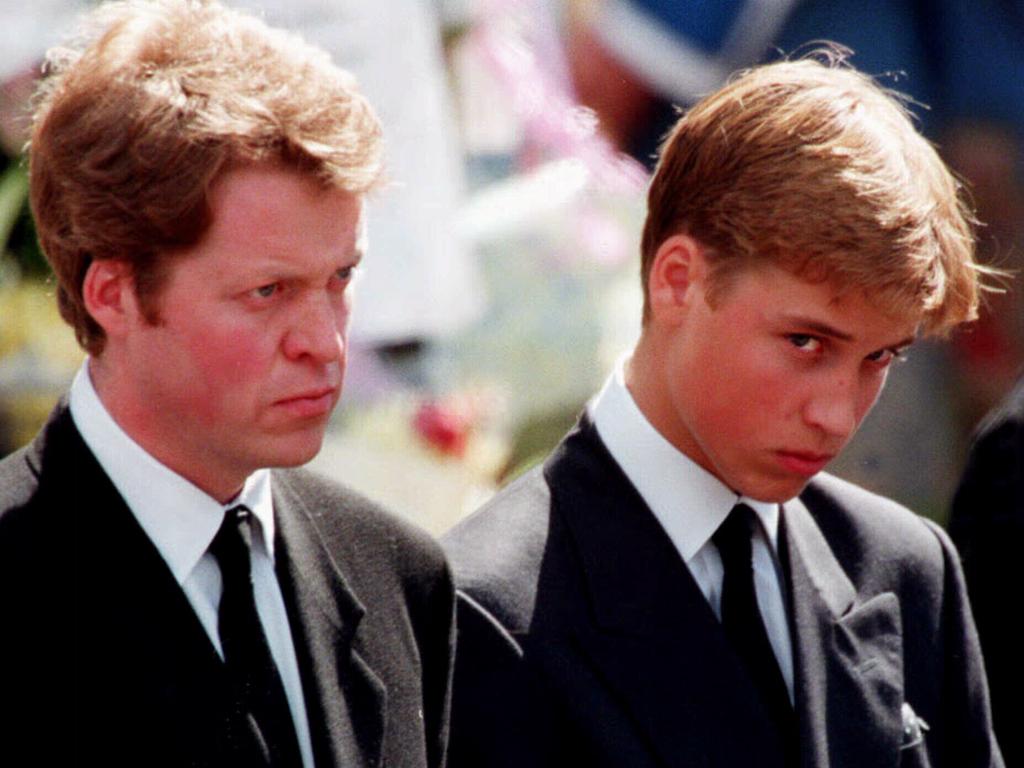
[[81, 259, 139, 338], [647, 234, 709, 322]]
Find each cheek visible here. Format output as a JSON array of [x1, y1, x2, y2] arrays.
[[723, 346, 793, 412], [678, 333, 785, 414], [689, 361, 773, 442], [185, 323, 279, 391]]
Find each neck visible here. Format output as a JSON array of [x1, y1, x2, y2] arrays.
[[87, 356, 247, 503], [625, 333, 664, 423], [626, 331, 709, 475]]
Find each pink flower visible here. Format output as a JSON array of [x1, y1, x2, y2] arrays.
[[414, 401, 470, 457]]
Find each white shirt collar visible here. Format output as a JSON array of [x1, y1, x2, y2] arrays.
[[68, 360, 276, 585], [588, 355, 781, 563]]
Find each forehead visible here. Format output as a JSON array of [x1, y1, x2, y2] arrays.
[[717, 264, 921, 342], [207, 163, 361, 232], [163, 164, 364, 276], [140, 168, 366, 308]]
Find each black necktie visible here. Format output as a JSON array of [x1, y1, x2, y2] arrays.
[[210, 505, 303, 768], [713, 504, 797, 759]]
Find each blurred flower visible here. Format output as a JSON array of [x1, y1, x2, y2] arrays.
[[414, 401, 471, 457], [467, 0, 647, 195]]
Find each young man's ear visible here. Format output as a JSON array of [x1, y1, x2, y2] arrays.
[[646, 233, 709, 322], [81, 258, 139, 339]]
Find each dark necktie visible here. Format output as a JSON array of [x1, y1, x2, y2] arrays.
[[713, 503, 797, 760], [210, 504, 304, 768]]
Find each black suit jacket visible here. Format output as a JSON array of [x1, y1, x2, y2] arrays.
[[950, 375, 1024, 768], [0, 403, 455, 768], [443, 417, 1002, 768]]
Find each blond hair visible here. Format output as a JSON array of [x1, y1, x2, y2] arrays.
[[30, 0, 383, 354], [641, 51, 988, 335]]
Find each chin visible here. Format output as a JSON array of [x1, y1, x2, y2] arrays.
[[735, 476, 811, 504], [265, 431, 328, 468]]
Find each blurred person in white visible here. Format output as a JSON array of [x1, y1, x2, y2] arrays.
[[234, 0, 485, 373], [0, 0, 89, 152]]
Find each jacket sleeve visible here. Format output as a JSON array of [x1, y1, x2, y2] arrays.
[[447, 591, 564, 768], [925, 519, 1005, 768], [414, 554, 457, 768], [949, 413, 1024, 768]]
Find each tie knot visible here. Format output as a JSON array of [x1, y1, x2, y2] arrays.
[[210, 504, 256, 575], [712, 503, 759, 563]]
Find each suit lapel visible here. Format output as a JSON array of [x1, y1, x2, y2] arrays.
[[32, 404, 256, 761], [34, 403, 225, 672], [272, 474, 387, 768], [547, 421, 789, 768], [783, 496, 904, 768]]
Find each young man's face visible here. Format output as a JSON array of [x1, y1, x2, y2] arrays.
[[644, 259, 918, 502], [108, 164, 364, 500]]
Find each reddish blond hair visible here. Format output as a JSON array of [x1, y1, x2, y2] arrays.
[[641, 52, 986, 335], [30, 0, 383, 354]]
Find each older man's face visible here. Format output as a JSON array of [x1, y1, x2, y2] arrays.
[[114, 164, 364, 500]]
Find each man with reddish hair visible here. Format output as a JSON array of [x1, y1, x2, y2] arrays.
[[0, 2, 453, 766], [445, 54, 1003, 768]]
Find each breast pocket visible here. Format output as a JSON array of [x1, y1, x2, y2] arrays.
[[898, 702, 932, 768]]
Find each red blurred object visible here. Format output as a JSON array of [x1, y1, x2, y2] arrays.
[[414, 402, 470, 458]]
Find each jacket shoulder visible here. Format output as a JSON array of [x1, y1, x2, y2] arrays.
[[801, 472, 952, 587], [0, 445, 38, 516], [0, 400, 87, 524], [442, 466, 553, 631], [975, 374, 1024, 439], [274, 466, 450, 588], [0, 446, 43, 564]]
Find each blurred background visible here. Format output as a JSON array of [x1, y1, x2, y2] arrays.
[[2, 0, 1022, 534]]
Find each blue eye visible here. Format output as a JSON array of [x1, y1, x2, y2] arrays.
[[866, 349, 889, 363], [866, 347, 905, 366], [329, 266, 356, 288], [252, 283, 278, 299]]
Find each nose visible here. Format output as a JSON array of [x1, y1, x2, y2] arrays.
[[802, 376, 859, 442], [283, 293, 346, 364]]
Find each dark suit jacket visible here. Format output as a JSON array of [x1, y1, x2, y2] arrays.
[[0, 402, 455, 768], [443, 417, 1002, 768], [950, 375, 1024, 768]]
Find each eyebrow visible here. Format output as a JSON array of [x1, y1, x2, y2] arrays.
[[253, 247, 363, 272], [781, 314, 916, 350], [781, 315, 854, 342], [887, 335, 916, 350]]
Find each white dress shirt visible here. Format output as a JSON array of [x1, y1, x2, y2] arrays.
[[69, 361, 315, 768], [589, 358, 795, 701]]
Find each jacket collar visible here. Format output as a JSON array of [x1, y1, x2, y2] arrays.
[[272, 471, 387, 768], [544, 416, 905, 768], [783, 494, 904, 768], [27, 402, 389, 768], [544, 417, 787, 767]]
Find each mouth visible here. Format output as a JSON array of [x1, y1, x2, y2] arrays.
[[274, 386, 339, 419], [775, 450, 834, 477]]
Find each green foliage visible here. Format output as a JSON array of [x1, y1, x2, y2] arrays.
[[0, 161, 27, 251], [0, 153, 73, 456], [0, 154, 46, 277]]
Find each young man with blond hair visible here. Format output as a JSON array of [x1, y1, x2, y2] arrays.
[[0, 2, 453, 766], [444, 54, 1003, 768]]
